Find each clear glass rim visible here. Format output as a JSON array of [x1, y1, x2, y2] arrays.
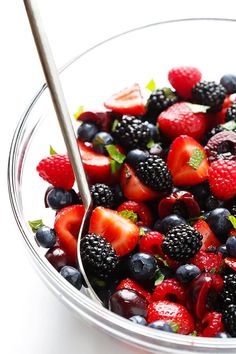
[[8, 18, 236, 352]]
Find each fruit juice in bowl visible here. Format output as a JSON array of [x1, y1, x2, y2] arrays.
[[8, 19, 236, 353]]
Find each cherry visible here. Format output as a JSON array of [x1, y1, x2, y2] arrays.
[[109, 289, 148, 318], [45, 246, 69, 270]]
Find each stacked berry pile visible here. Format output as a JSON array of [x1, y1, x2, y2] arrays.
[[31, 67, 236, 338]]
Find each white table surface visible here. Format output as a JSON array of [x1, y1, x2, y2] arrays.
[[2, 1, 236, 353]]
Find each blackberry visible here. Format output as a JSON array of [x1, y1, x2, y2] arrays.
[[221, 274, 236, 307], [90, 183, 115, 208], [113, 115, 151, 150], [136, 156, 172, 192], [192, 81, 226, 112], [145, 88, 178, 124], [80, 233, 119, 279], [226, 102, 236, 122], [222, 304, 236, 337], [162, 224, 202, 262]]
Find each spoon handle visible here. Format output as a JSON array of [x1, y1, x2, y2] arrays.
[[23, 0, 92, 210]]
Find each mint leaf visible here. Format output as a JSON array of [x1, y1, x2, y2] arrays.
[[228, 215, 236, 229], [155, 254, 169, 267], [110, 159, 122, 174], [168, 321, 179, 333], [146, 139, 156, 149], [119, 210, 138, 223], [210, 267, 217, 274], [106, 145, 126, 164], [189, 330, 198, 336], [154, 272, 165, 286], [50, 145, 57, 155], [223, 120, 236, 131], [162, 87, 177, 100], [73, 105, 84, 120], [139, 228, 146, 237], [185, 103, 209, 113], [188, 148, 205, 170], [146, 79, 156, 91], [188, 215, 206, 225], [28, 219, 44, 233], [112, 119, 119, 132]]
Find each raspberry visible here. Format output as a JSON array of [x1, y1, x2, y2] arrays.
[[36, 154, 75, 190], [208, 160, 236, 200], [201, 312, 225, 337], [139, 231, 164, 256], [191, 250, 223, 273], [152, 278, 186, 304], [168, 66, 202, 99]]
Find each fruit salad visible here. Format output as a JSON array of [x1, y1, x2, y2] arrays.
[[30, 66, 236, 338]]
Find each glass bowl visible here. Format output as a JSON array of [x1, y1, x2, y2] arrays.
[[8, 18, 236, 353]]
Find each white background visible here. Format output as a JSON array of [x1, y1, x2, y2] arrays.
[[2, 1, 236, 353]]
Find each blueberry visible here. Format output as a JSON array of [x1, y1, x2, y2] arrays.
[[129, 315, 147, 326], [153, 219, 163, 232], [215, 331, 232, 338], [129, 253, 157, 282], [46, 188, 74, 210], [161, 214, 187, 234], [77, 122, 99, 142], [226, 236, 236, 257], [205, 195, 225, 211], [220, 74, 236, 94], [92, 132, 114, 154], [113, 184, 124, 205], [218, 244, 229, 258], [60, 266, 82, 290], [176, 264, 201, 283], [148, 123, 159, 141], [35, 226, 57, 248], [206, 208, 232, 242], [148, 320, 174, 332], [126, 149, 149, 167]]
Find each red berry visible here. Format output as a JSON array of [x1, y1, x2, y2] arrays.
[[36, 154, 75, 190], [167, 135, 209, 186], [54, 205, 85, 265], [191, 250, 223, 273], [152, 279, 186, 304], [158, 190, 200, 219], [120, 163, 160, 202], [224, 257, 236, 271], [200, 312, 225, 337], [45, 246, 69, 270], [168, 66, 202, 99], [89, 206, 140, 257], [104, 83, 146, 115], [139, 231, 164, 257], [147, 300, 195, 334], [117, 201, 153, 228], [77, 111, 113, 131], [158, 102, 206, 141], [208, 160, 236, 200], [193, 219, 221, 250], [116, 278, 152, 303]]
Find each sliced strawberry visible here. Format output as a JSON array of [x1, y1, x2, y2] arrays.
[[193, 219, 221, 250], [167, 135, 209, 186], [224, 257, 236, 271], [77, 140, 120, 184], [116, 278, 152, 303], [147, 300, 195, 334], [54, 205, 85, 264], [120, 163, 160, 202], [191, 250, 223, 273], [89, 206, 139, 256], [104, 83, 146, 115], [117, 201, 153, 228]]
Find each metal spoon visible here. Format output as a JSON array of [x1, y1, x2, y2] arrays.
[[23, 0, 103, 305]]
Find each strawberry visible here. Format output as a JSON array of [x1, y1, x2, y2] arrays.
[[139, 231, 164, 257], [120, 163, 160, 202], [193, 219, 221, 250], [116, 278, 152, 303], [208, 160, 236, 200], [168, 66, 202, 99], [167, 135, 209, 186], [77, 111, 113, 132], [36, 154, 75, 190], [158, 102, 206, 141], [117, 201, 153, 228], [200, 312, 224, 337], [152, 279, 186, 304], [104, 83, 146, 116], [191, 250, 223, 273], [77, 140, 119, 184], [89, 206, 139, 256], [224, 257, 236, 271], [147, 300, 195, 334], [54, 205, 85, 264]]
